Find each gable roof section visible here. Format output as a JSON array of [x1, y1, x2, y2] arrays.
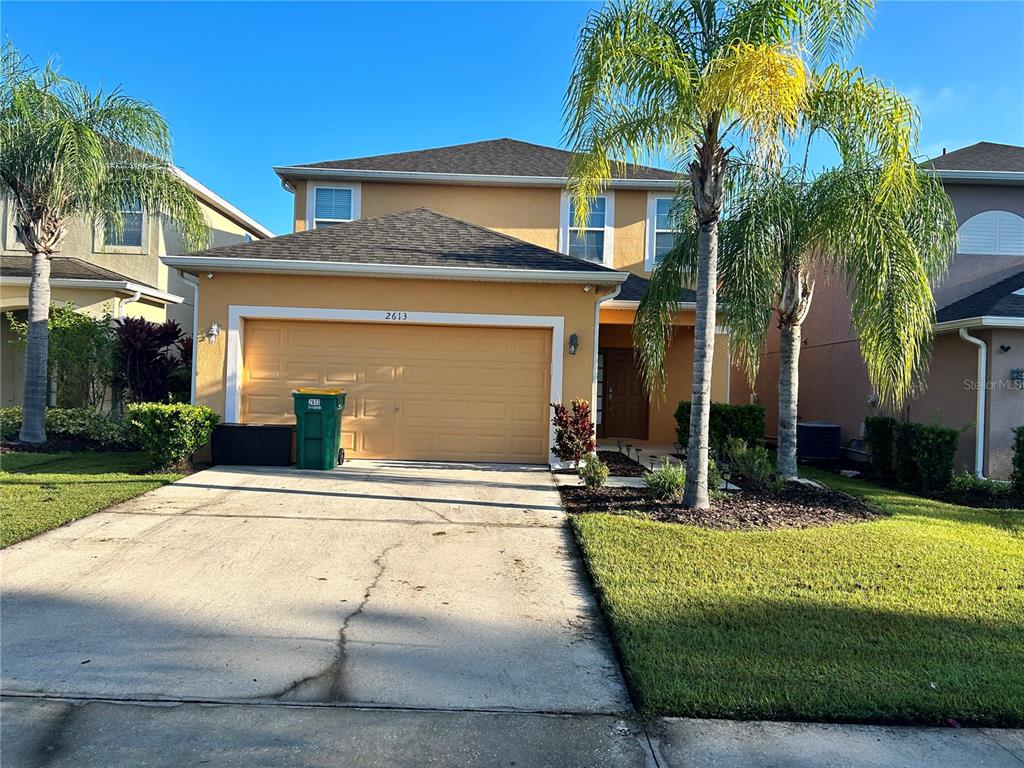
[[935, 269, 1024, 323], [926, 142, 1024, 173], [612, 273, 696, 305], [163, 208, 627, 285], [0, 256, 182, 304], [275, 138, 679, 189]]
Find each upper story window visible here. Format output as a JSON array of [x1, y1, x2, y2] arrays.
[[958, 210, 1024, 256], [307, 183, 361, 229], [646, 195, 678, 270], [104, 198, 144, 248], [560, 192, 614, 265]]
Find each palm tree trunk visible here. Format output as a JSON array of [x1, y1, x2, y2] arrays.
[[776, 266, 814, 479], [685, 221, 719, 508], [684, 133, 728, 510], [777, 321, 800, 479], [19, 251, 50, 443]]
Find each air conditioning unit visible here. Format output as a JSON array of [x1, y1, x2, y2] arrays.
[[796, 421, 841, 461]]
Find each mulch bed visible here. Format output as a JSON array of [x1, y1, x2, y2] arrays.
[[554, 450, 648, 477], [559, 482, 879, 531], [596, 450, 647, 477]]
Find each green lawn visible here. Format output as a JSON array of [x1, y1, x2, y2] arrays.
[[0, 452, 181, 548], [571, 469, 1024, 726]]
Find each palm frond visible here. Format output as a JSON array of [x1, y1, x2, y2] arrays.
[[805, 64, 919, 200], [700, 42, 809, 168]]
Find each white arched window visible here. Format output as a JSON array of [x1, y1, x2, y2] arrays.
[[957, 210, 1024, 256]]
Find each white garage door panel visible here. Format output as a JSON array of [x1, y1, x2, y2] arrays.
[[241, 320, 552, 463]]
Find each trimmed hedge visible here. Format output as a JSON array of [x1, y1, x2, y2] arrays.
[[892, 421, 959, 495], [1013, 427, 1024, 496], [0, 406, 133, 449], [863, 415, 898, 475], [675, 401, 765, 456], [126, 402, 219, 469]]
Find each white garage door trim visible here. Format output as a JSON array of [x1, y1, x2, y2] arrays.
[[225, 305, 565, 465]]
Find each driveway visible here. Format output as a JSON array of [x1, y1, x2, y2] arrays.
[[1, 460, 630, 713]]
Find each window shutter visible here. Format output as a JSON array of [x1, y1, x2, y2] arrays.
[[314, 188, 353, 221], [958, 210, 1024, 256]]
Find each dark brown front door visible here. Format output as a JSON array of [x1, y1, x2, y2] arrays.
[[602, 348, 648, 439]]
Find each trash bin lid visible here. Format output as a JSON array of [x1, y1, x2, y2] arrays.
[[293, 387, 346, 396]]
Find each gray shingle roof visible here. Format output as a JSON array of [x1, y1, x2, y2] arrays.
[[936, 269, 1024, 322], [616, 272, 696, 303], [281, 138, 678, 181], [1, 255, 160, 291], [925, 142, 1024, 173], [181, 207, 621, 274]]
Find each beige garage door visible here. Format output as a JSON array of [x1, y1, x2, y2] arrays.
[[241, 320, 552, 463]]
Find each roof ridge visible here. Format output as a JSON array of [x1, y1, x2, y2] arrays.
[[403, 207, 619, 272]]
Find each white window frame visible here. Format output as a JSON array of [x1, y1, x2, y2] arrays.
[[559, 191, 614, 267], [645, 193, 680, 271], [957, 209, 1024, 256], [306, 182, 361, 230], [96, 200, 147, 254]]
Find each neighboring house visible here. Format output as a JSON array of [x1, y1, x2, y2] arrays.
[[735, 142, 1024, 480], [0, 169, 272, 406], [165, 139, 731, 465]]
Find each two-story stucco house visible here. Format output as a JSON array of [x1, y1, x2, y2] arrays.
[[735, 142, 1024, 480], [165, 139, 731, 465], [0, 169, 272, 406]]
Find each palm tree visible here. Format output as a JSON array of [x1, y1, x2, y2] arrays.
[[0, 44, 208, 443], [718, 159, 957, 478], [564, 0, 878, 508]]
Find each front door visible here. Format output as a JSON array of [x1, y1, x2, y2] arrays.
[[601, 348, 648, 440]]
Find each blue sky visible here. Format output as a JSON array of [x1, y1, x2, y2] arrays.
[[4, 1, 1023, 235]]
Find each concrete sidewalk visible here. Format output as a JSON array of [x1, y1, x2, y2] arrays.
[[3, 697, 1022, 768]]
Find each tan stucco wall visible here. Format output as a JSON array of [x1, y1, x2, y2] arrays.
[[2, 195, 262, 336], [291, 181, 658, 276], [194, 272, 603, 426], [597, 322, 731, 444]]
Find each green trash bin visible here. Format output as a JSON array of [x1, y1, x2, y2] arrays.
[[292, 388, 347, 470]]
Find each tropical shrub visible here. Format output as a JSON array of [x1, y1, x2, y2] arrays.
[[114, 318, 190, 403], [724, 437, 782, 492], [550, 399, 595, 467], [893, 421, 959, 495], [864, 415, 898, 475], [126, 403, 218, 469], [674, 402, 765, 455], [6, 304, 116, 409], [644, 458, 687, 501], [946, 471, 1017, 504], [1013, 427, 1024, 496], [578, 453, 609, 490], [0, 405, 132, 448]]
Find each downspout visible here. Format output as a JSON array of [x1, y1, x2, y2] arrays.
[[959, 327, 987, 479], [182, 273, 200, 406], [118, 290, 142, 320], [592, 283, 622, 442]]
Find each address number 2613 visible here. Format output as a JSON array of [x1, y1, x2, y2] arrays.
[[385, 311, 408, 321]]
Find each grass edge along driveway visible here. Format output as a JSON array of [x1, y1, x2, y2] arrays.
[[570, 469, 1024, 726], [0, 452, 181, 548]]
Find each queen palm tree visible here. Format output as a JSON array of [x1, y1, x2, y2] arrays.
[[714, 158, 956, 478], [564, 0, 922, 507], [0, 44, 208, 443]]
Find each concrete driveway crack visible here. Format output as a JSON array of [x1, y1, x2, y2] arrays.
[[272, 540, 399, 703]]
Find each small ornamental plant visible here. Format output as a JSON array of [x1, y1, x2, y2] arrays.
[[579, 453, 609, 490], [550, 399, 596, 467]]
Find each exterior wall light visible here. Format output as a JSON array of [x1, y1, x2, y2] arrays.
[[205, 322, 222, 344], [568, 333, 579, 356]]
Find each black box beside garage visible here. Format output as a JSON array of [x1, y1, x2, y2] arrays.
[[212, 423, 295, 466]]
